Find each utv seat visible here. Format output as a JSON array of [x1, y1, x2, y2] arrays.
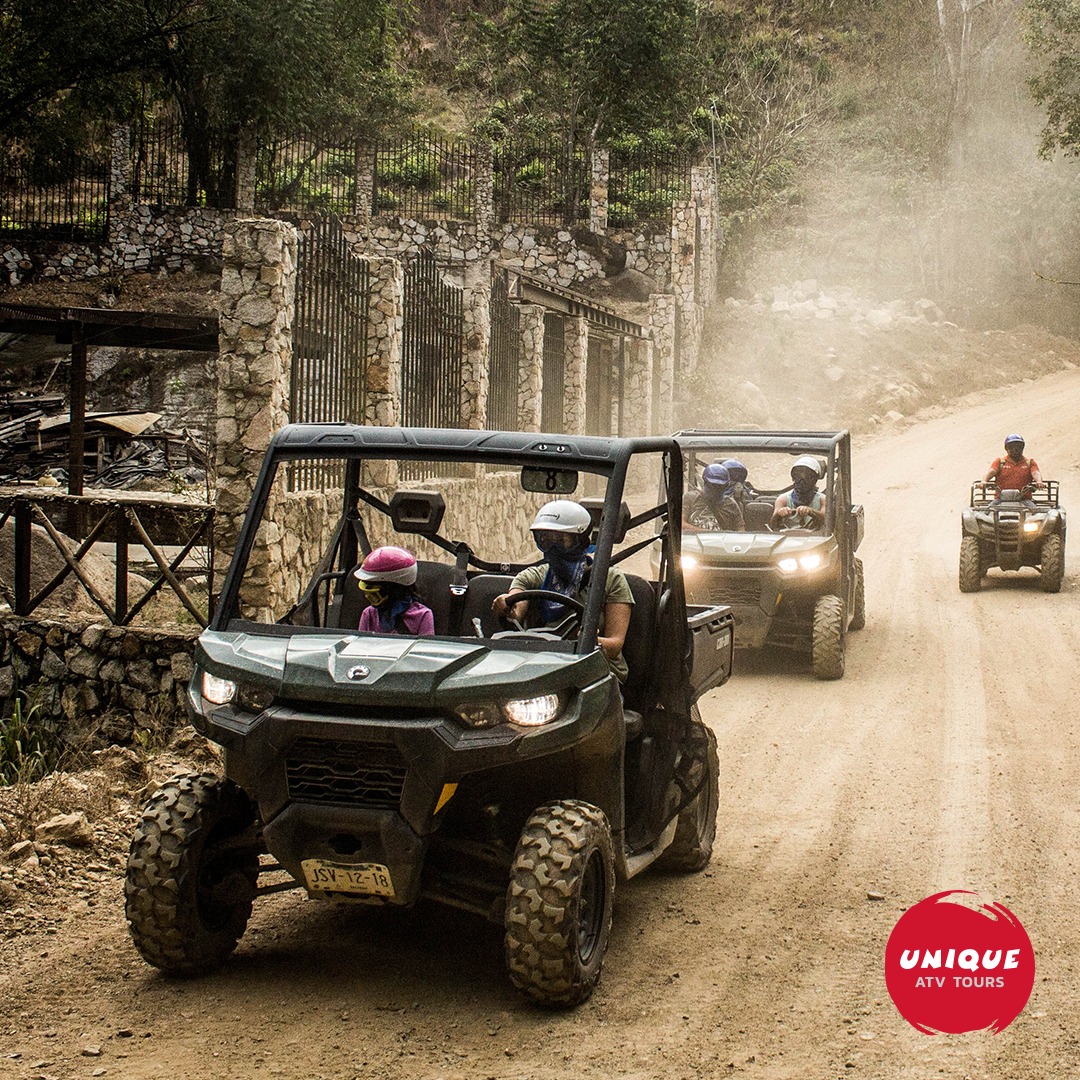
[[743, 500, 775, 532]]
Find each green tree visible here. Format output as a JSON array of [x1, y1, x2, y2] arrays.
[[1, 0, 411, 204], [1027, 0, 1080, 156]]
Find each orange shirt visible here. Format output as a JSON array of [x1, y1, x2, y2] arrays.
[[989, 455, 1039, 491]]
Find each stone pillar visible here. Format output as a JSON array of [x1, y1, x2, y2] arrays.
[[590, 147, 609, 235], [109, 125, 132, 203], [623, 335, 654, 436], [354, 144, 375, 220], [691, 164, 716, 301], [649, 294, 677, 435], [214, 218, 297, 568], [363, 255, 404, 487], [107, 125, 132, 247], [235, 130, 257, 213], [563, 315, 588, 436], [460, 259, 491, 430], [518, 303, 545, 431], [474, 142, 494, 233]]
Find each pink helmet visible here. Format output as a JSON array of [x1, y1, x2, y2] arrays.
[[354, 546, 417, 586]]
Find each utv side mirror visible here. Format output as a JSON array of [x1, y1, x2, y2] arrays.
[[850, 504, 865, 550], [389, 490, 446, 535]]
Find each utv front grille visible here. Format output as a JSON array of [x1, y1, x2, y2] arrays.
[[698, 575, 762, 607], [286, 738, 407, 809]]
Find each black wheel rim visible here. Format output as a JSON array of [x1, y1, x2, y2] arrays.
[[577, 849, 606, 964]]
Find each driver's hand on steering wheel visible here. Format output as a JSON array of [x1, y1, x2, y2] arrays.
[[777, 506, 795, 519], [492, 592, 510, 615]]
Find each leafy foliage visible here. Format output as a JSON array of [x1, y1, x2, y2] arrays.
[[1026, 0, 1080, 157], [0, 686, 57, 787]]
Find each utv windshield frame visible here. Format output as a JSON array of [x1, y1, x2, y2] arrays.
[[212, 424, 685, 658]]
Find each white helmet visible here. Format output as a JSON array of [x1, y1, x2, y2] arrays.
[[530, 500, 592, 534], [791, 455, 824, 479]]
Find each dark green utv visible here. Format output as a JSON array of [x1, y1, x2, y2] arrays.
[[124, 425, 734, 1007], [663, 430, 865, 680]]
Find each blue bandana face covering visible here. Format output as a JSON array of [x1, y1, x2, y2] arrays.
[[536, 537, 590, 623]]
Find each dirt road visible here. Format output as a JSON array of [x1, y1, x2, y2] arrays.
[[3, 372, 1080, 1079]]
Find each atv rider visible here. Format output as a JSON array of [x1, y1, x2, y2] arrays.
[[985, 434, 1042, 508], [770, 456, 826, 530], [491, 500, 634, 683], [721, 458, 759, 509], [685, 462, 745, 532]]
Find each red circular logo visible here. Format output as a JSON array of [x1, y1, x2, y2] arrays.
[[884, 891, 1034, 1034]]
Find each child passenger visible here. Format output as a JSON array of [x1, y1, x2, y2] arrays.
[[355, 546, 435, 636]]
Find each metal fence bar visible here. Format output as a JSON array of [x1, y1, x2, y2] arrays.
[[372, 132, 475, 219], [607, 145, 692, 229], [0, 142, 110, 242], [291, 216, 371, 491], [492, 140, 588, 227]]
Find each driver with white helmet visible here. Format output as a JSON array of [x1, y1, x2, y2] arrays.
[[770, 456, 827, 530], [492, 500, 634, 683]]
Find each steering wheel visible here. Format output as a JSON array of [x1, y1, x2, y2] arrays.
[[498, 589, 586, 640]]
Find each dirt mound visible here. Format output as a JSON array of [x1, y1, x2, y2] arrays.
[[680, 287, 1080, 434]]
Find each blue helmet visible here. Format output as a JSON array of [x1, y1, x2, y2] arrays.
[[1004, 433, 1024, 447], [702, 463, 730, 489], [721, 458, 748, 484]]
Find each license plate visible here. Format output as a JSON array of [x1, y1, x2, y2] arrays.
[[301, 859, 395, 898]]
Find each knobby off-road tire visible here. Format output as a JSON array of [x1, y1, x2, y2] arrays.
[[505, 800, 615, 1008], [811, 594, 846, 680], [849, 557, 866, 631], [1040, 534, 1064, 593], [958, 536, 982, 593], [655, 718, 719, 873], [125, 773, 259, 976]]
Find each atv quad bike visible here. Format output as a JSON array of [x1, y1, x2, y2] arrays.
[[661, 431, 865, 680], [124, 426, 734, 1008], [959, 480, 1066, 593]]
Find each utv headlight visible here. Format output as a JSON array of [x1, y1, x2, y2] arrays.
[[453, 694, 562, 729], [503, 694, 561, 727], [777, 551, 824, 574], [201, 671, 236, 705], [682, 553, 699, 570]]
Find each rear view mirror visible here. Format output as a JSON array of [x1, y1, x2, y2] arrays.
[[521, 466, 578, 494], [389, 489, 446, 534]]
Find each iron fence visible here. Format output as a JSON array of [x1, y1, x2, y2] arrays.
[[607, 145, 692, 229], [130, 113, 233, 208], [487, 267, 521, 432], [0, 141, 110, 242], [372, 133, 475, 220], [257, 134, 359, 216], [493, 140, 588, 227], [290, 216, 371, 492]]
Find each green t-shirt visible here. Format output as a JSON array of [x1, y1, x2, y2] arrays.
[[509, 563, 634, 683]]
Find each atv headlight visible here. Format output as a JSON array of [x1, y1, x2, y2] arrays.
[[453, 694, 562, 729], [777, 551, 824, 574], [682, 553, 699, 570], [201, 671, 236, 705], [1023, 520, 1041, 534]]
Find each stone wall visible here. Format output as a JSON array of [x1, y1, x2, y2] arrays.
[[0, 616, 197, 747]]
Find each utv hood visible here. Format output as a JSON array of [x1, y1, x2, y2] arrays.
[[684, 530, 828, 565], [196, 629, 607, 707]]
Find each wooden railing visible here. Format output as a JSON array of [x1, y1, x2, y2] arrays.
[[0, 489, 214, 627]]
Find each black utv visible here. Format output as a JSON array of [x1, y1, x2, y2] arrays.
[[662, 430, 865, 680], [959, 480, 1066, 592], [124, 426, 734, 1007]]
